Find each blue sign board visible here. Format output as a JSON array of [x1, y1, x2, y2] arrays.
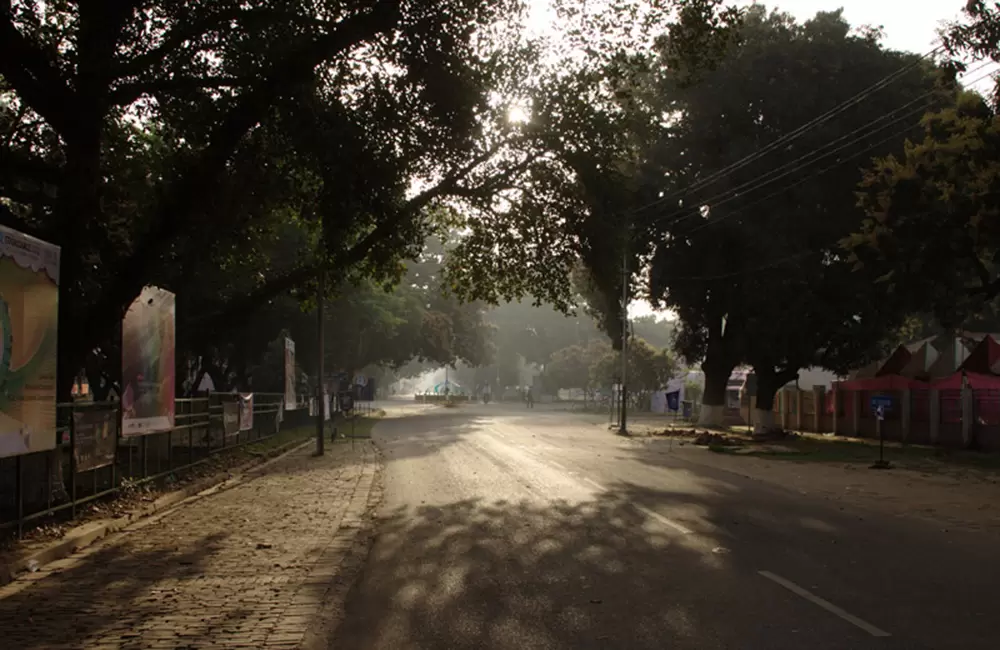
[[871, 395, 892, 420], [870, 396, 893, 411]]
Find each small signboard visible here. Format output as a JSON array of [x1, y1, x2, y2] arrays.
[[871, 395, 892, 421], [222, 402, 239, 436], [72, 409, 117, 472], [238, 393, 254, 431]]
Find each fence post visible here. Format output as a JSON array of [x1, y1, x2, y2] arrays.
[[16, 455, 23, 540], [901, 389, 912, 443], [46, 450, 53, 510], [70, 411, 77, 519], [929, 389, 941, 444], [851, 391, 861, 436], [831, 389, 840, 434], [113, 403, 120, 493], [962, 385, 974, 448], [813, 386, 825, 433], [795, 390, 804, 431]]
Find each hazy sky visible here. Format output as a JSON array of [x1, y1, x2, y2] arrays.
[[734, 0, 965, 53]]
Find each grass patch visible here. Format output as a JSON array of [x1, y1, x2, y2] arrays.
[[333, 413, 382, 441], [735, 436, 1000, 476], [244, 423, 318, 456]]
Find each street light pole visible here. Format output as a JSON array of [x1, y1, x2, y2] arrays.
[[316, 268, 325, 456], [619, 244, 629, 435]]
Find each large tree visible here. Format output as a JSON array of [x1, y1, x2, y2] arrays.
[[842, 3, 1000, 332], [442, 0, 743, 347], [0, 0, 531, 398], [849, 91, 1000, 328], [643, 7, 944, 428]]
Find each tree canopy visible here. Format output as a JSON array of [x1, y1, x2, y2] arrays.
[[0, 0, 532, 396]]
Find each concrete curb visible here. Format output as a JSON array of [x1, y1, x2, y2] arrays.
[[0, 435, 317, 587]]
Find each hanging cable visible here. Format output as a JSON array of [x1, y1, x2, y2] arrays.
[[624, 43, 947, 219]]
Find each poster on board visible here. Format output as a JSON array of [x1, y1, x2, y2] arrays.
[[73, 409, 117, 472], [239, 393, 254, 431], [0, 225, 60, 459], [122, 286, 175, 436], [284, 337, 297, 410], [222, 402, 239, 436]]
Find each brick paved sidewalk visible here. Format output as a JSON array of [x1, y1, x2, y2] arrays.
[[0, 438, 382, 649]]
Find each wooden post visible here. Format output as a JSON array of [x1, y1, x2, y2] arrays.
[[851, 391, 861, 436], [961, 385, 974, 448], [813, 386, 825, 433], [929, 389, 941, 444], [901, 389, 912, 443]]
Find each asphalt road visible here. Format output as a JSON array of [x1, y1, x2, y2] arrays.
[[333, 401, 999, 649]]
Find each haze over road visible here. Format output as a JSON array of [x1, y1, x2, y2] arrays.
[[334, 401, 998, 650]]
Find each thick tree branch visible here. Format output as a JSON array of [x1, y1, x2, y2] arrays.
[[182, 138, 518, 337], [116, 7, 326, 79], [0, 12, 76, 135], [80, 2, 402, 359], [0, 182, 53, 206], [110, 75, 254, 106], [0, 149, 62, 185]]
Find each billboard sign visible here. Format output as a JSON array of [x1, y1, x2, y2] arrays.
[[122, 286, 175, 436], [0, 225, 60, 459], [73, 408, 117, 471]]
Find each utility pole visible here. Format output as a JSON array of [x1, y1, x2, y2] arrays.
[[316, 268, 325, 455], [619, 244, 629, 435]]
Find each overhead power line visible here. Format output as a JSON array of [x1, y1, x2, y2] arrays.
[[651, 60, 995, 231], [627, 43, 946, 219], [676, 62, 1000, 237]]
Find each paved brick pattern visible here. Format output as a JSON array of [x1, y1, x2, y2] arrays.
[[0, 439, 380, 649]]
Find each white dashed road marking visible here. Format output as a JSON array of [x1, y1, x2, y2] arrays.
[[758, 571, 891, 638], [635, 504, 694, 535]]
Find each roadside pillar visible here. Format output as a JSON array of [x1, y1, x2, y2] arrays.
[[831, 388, 840, 434], [813, 386, 826, 433], [961, 385, 974, 448], [795, 390, 804, 431], [851, 391, 861, 436], [901, 389, 912, 443], [929, 389, 941, 444]]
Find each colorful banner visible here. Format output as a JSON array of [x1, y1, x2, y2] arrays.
[[122, 286, 175, 436], [0, 225, 60, 459], [222, 402, 239, 436], [239, 393, 254, 431], [72, 409, 117, 472], [284, 337, 297, 410]]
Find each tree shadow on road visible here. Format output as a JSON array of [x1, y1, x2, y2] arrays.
[[371, 410, 494, 462], [328, 485, 858, 650]]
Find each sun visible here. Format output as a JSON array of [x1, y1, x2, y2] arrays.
[[508, 104, 531, 124]]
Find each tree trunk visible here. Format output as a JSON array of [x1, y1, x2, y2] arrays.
[[751, 366, 799, 436], [699, 354, 736, 427]]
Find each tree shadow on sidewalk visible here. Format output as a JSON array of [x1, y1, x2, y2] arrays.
[[0, 531, 233, 649]]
